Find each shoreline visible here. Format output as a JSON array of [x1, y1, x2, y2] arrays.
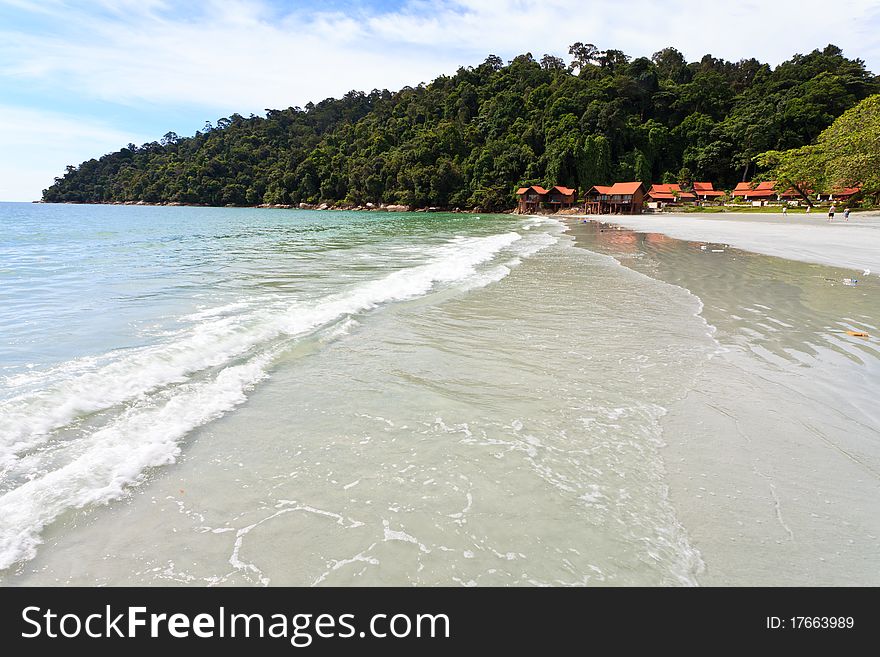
[[28, 200, 498, 214]]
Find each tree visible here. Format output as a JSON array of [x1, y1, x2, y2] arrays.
[[757, 93, 880, 203], [540, 54, 566, 71], [568, 42, 600, 74], [676, 166, 693, 189]]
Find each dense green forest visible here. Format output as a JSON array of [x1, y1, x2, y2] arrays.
[[43, 44, 878, 210]]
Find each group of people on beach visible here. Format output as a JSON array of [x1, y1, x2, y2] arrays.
[[827, 204, 851, 222], [781, 205, 850, 220]]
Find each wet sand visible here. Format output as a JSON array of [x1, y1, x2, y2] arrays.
[[577, 212, 880, 274], [568, 219, 880, 585]]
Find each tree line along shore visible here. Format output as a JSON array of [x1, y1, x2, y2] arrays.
[[42, 44, 879, 213]]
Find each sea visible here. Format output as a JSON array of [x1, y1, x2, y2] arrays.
[[1, 202, 878, 586]]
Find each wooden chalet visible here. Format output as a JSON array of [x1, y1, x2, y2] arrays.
[[817, 186, 861, 202], [546, 185, 578, 210], [645, 183, 696, 205], [732, 181, 779, 202], [584, 182, 646, 214], [780, 186, 814, 202], [515, 185, 548, 213], [692, 182, 724, 201]]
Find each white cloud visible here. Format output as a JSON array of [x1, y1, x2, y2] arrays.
[[0, 0, 462, 112], [2, 0, 877, 113], [0, 0, 878, 200], [0, 105, 150, 200]]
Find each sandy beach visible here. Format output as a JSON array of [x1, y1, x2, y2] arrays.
[[568, 215, 880, 585], [578, 211, 880, 274]]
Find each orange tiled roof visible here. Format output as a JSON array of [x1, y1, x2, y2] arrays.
[[516, 185, 548, 196], [608, 182, 644, 195], [648, 183, 682, 194], [550, 186, 576, 196], [692, 182, 714, 192], [733, 181, 777, 196], [587, 182, 644, 196]]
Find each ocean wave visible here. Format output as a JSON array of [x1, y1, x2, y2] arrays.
[[0, 228, 541, 571]]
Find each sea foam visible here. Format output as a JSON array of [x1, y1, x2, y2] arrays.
[[0, 230, 530, 571]]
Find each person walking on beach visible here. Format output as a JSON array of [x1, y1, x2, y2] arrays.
[[828, 204, 836, 221], [844, 207, 850, 221], [782, 206, 788, 216]]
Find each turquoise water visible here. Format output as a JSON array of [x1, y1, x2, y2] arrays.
[[1, 203, 720, 584]]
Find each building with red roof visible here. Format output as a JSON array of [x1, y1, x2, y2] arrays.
[[584, 182, 647, 214], [546, 185, 578, 210], [645, 183, 696, 205], [515, 184, 578, 213], [515, 185, 549, 213], [732, 181, 779, 202], [692, 182, 725, 200], [818, 186, 861, 202]]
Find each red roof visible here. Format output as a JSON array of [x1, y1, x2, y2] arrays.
[[648, 183, 682, 194], [647, 192, 676, 200], [516, 185, 548, 196], [833, 187, 861, 197], [607, 182, 644, 195], [693, 182, 724, 196], [549, 186, 576, 196], [587, 182, 645, 196], [781, 187, 813, 198], [733, 181, 777, 197]]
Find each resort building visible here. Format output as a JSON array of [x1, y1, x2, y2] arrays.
[[546, 186, 578, 211], [515, 185, 548, 213], [732, 181, 779, 203], [584, 182, 646, 214], [645, 183, 696, 206], [692, 182, 725, 201], [817, 186, 861, 202], [780, 186, 813, 203]]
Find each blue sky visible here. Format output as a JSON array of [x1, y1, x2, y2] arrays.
[[1, 0, 878, 201]]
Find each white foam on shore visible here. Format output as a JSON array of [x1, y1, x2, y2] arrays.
[[0, 228, 542, 572]]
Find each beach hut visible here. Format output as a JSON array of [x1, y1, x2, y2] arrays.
[[645, 183, 696, 206], [780, 186, 814, 203], [515, 185, 548, 213], [732, 181, 779, 204], [584, 182, 646, 214], [546, 186, 578, 211], [819, 186, 861, 202], [692, 182, 724, 201]]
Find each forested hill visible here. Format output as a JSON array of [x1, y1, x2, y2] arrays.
[[43, 44, 878, 210]]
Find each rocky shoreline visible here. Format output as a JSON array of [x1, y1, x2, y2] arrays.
[[33, 199, 508, 213]]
